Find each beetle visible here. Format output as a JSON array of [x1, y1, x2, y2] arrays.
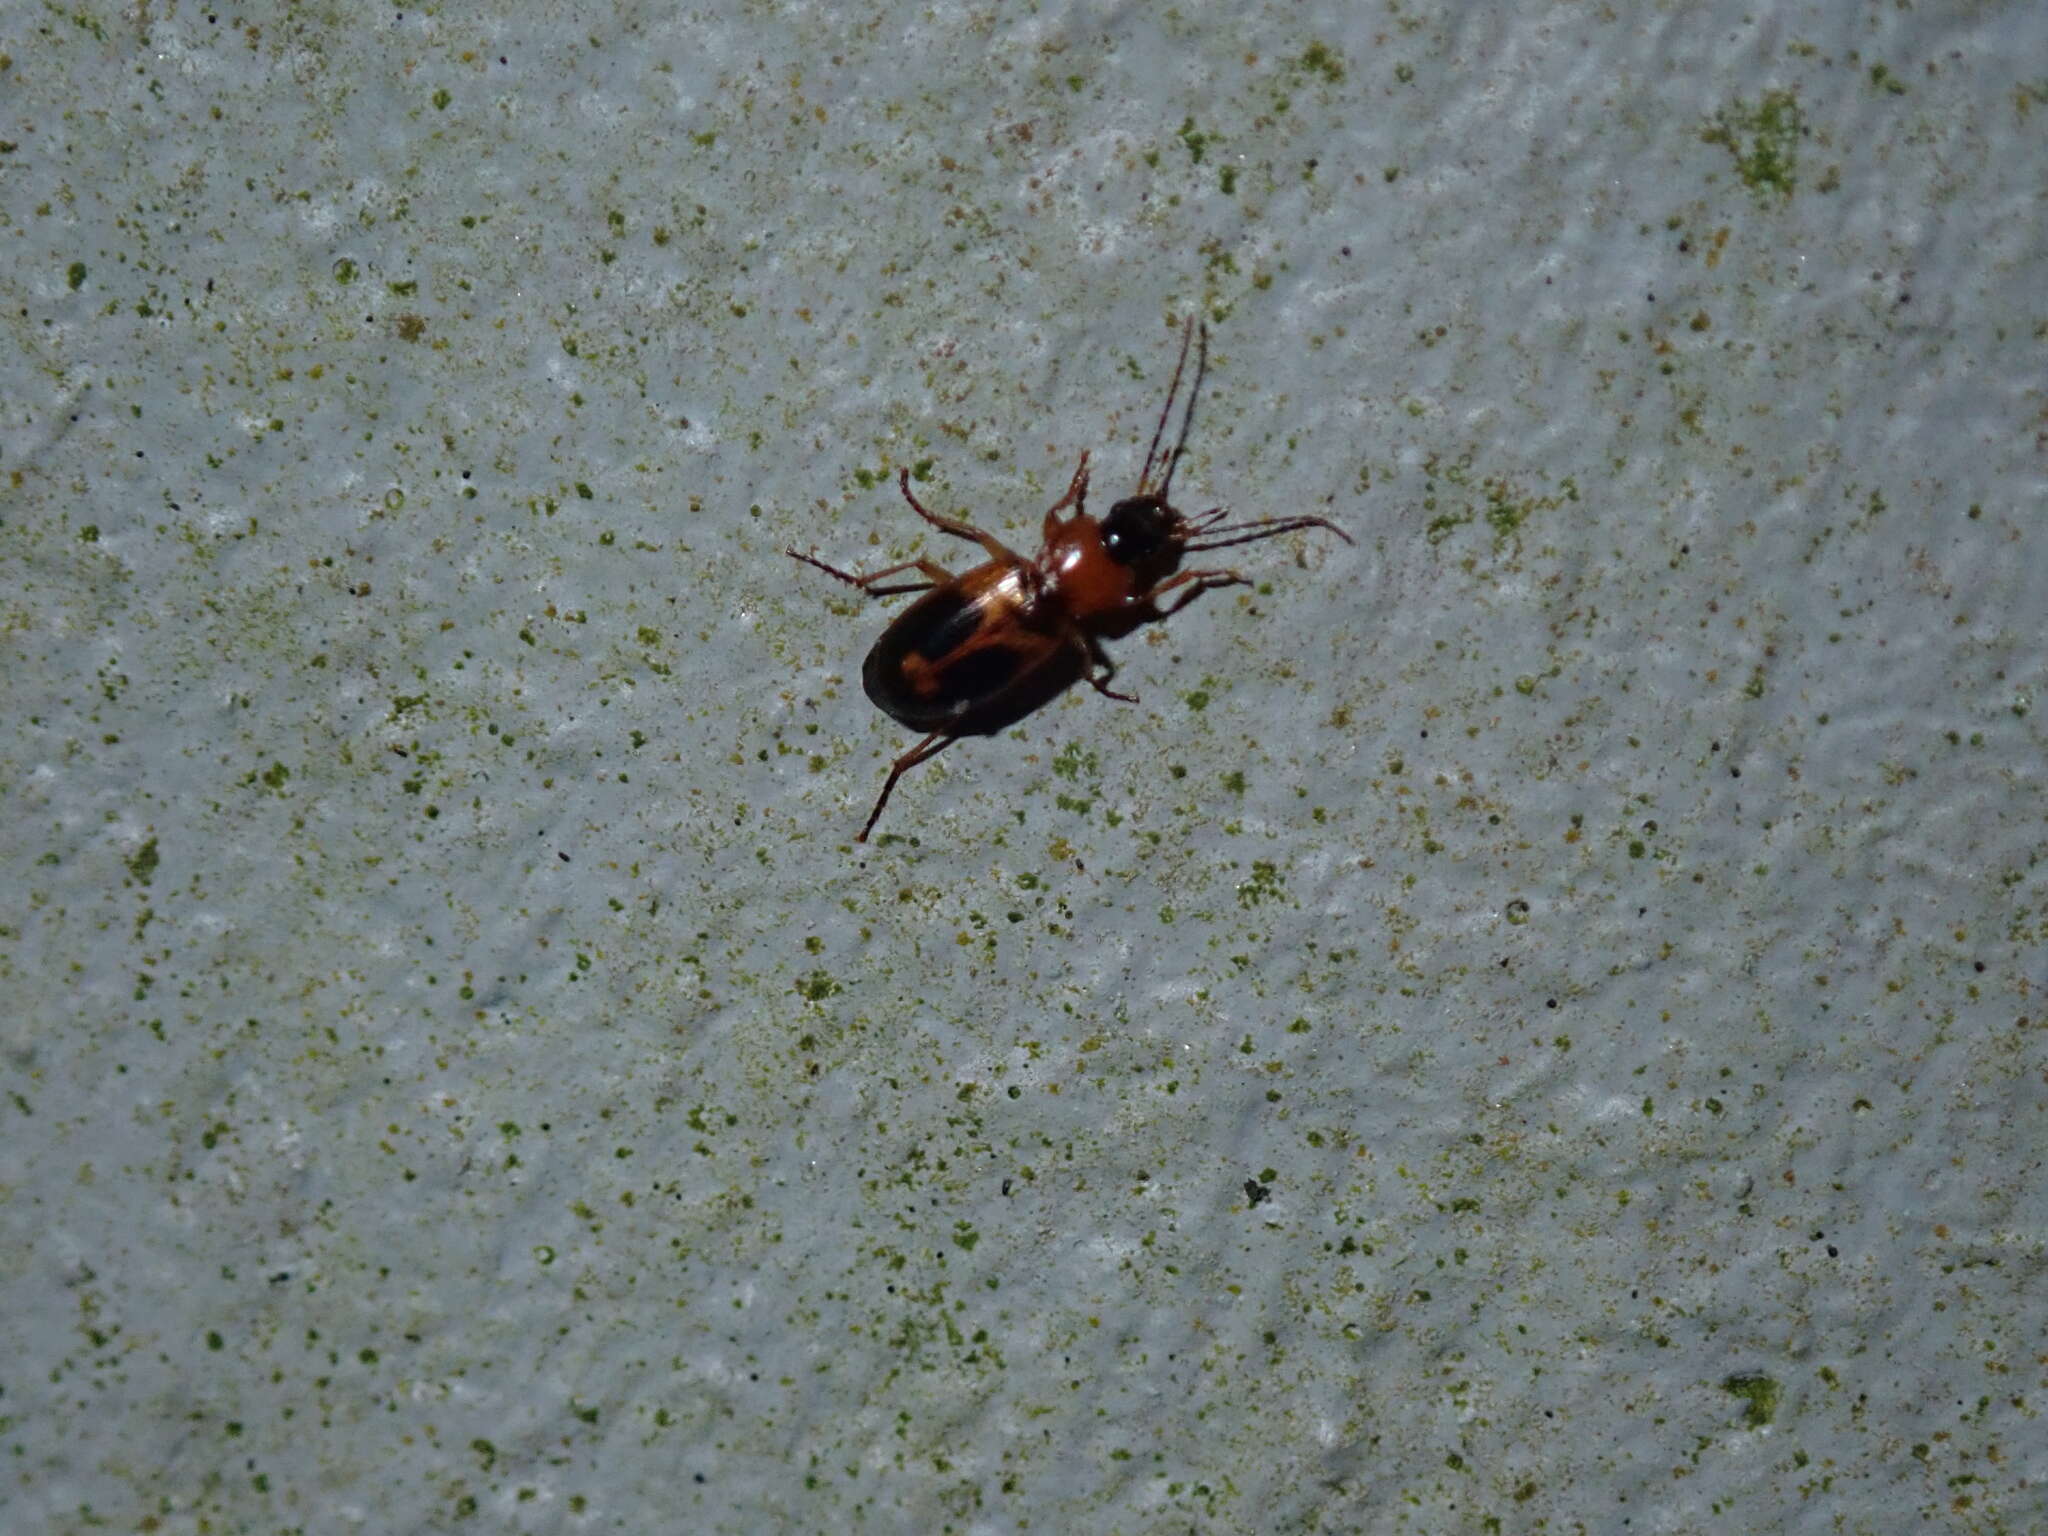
[[787, 316, 1353, 842]]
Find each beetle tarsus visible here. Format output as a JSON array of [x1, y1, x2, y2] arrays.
[[1087, 671, 1138, 704]]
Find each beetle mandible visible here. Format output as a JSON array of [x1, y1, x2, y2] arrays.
[[788, 316, 1353, 842]]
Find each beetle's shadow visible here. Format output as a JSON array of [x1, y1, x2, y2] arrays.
[[1086, 606, 1159, 645]]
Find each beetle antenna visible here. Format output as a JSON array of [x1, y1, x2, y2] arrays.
[[1139, 316, 1205, 497], [1157, 320, 1208, 501], [1183, 513, 1354, 553]]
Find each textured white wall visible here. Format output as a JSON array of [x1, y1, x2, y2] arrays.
[[4, 2, 2042, 1531]]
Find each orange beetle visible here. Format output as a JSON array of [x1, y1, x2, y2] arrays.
[[789, 317, 1352, 841]]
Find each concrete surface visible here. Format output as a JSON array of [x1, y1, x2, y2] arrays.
[[3, 1, 2043, 1531]]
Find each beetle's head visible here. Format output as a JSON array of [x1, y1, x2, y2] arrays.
[[1101, 495, 1181, 569]]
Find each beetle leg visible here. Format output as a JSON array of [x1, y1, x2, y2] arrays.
[[897, 469, 1023, 564], [1040, 450, 1089, 518], [859, 731, 954, 842], [1083, 634, 1137, 704], [1145, 567, 1252, 619], [1041, 451, 1092, 545], [787, 548, 954, 598]]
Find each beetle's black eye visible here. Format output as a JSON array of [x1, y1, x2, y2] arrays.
[[1101, 497, 1176, 565]]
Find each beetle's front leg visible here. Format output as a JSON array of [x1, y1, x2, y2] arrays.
[[1041, 450, 1092, 546], [1144, 567, 1251, 619], [786, 548, 955, 599]]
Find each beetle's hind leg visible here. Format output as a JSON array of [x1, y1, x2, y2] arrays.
[[860, 731, 955, 842], [897, 469, 1023, 564], [786, 547, 954, 599]]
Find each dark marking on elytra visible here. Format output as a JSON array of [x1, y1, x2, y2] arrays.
[[909, 589, 975, 662], [937, 646, 1023, 708]]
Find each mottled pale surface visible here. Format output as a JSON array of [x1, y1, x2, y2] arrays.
[[3, 2, 2043, 1532]]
